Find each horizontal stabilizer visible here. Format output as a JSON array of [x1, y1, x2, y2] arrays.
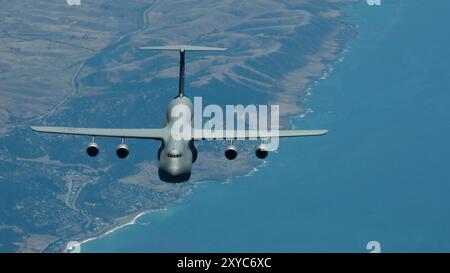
[[139, 45, 227, 52]]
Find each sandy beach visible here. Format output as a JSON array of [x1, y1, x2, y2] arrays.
[[72, 208, 168, 252]]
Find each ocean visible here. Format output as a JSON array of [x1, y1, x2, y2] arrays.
[[83, 0, 450, 252]]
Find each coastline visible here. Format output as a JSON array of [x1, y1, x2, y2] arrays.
[[75, 208, 168, 251], [50, 1, 450, 253], [79, 4, 359, 252], [0, 0, 365, 253]]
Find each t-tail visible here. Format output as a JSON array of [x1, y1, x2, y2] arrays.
[[139, 45, 227, 97]]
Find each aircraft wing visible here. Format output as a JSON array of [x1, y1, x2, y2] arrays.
[[193, 129, 328, 140], [31, 126, 327, 140], [31, 126, 165, 140]]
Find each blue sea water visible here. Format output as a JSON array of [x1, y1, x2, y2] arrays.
[[83, 0, 450, 252]]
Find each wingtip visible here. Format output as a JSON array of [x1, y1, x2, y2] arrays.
[[31, 126, 45, 132]]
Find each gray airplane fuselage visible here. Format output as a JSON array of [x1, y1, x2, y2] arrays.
[[158, 96, 197, 182]]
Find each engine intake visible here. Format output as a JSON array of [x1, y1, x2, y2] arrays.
[[225, 145, 238, 160], [116, 143, 129, 159], [255, 144, 268, 159], [86, 142, 100, 157]]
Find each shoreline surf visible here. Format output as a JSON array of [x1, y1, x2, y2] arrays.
[[76, 208, 168, 251]]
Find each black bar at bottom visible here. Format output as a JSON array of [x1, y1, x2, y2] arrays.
[[0, 253, 446, 272]]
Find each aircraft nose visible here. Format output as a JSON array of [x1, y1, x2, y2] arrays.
[[158, 167, 191, 183], [166, 165, 182, 176]]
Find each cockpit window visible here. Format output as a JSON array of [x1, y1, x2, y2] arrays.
[[168, 153, 182, 158]]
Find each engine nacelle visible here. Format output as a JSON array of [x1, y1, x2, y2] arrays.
[[255, 144, 268, 159], [225, 145, 238, 160], [86, 142, 100, 157], [116, 143, 129, 159]]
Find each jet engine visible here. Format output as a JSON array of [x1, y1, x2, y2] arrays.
[[116, 143, 129, 159], [255, 144, 268, 159], [86, 142, 100, 157], [225, 145, 238, 160]]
